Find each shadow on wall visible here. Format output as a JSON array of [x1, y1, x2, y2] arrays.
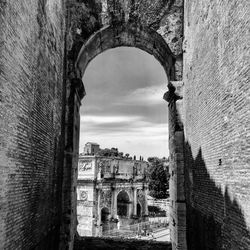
[[185, 142, 250, 250]]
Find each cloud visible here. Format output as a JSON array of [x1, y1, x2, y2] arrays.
[[80, 115, 168, 137], [115, 84, 167, 106], [79, 123, 169, 159], [80, 115, 141, 124], [79, 47, 169, 159]]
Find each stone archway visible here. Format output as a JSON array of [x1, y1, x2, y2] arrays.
[[137, 203, 141, 217], [101, 207, 110, 222], [71, 23, 175, 238], [64, 21, 185, 250], [117, 190, 130, 218], [101, 207, 110, 235], [75, 24, 174, 78]]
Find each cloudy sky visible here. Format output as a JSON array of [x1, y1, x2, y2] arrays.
[[79, 47, 169, 159]]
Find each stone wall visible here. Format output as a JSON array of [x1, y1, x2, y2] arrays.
[[0, 0, 66, 249], [0, 1, 183, 249], [183, 0, 250, 249]]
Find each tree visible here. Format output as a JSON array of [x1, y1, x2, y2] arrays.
[[147, 157, 170, 199], [96, 148, 118, 157], [125, 153, 130, 158], [118, 152, 124, 157], [96, 147, 127, 158]]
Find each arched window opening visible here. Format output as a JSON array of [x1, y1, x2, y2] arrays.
[[76, 46, 170, 241], [101, 207, 110, 223], [117, 191, 130, 217], [101, 207, 110, 235], [137, 203, 141, 217]]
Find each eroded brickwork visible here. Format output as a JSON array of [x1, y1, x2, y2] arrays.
[[0, 1, 183, 249], [0, 1, 66, 249], [66, 0, 183, 56], [183, 0, 250, 249]]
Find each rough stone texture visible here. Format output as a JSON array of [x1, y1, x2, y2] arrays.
[[164, 81, 186, 250], [65, 0, 183, 83], [66, 0, 183, 56], [0, 0, 66, 249], [76, 24, 174, 77], [60, 78, 84, 249], [183, 0, 250, 249]]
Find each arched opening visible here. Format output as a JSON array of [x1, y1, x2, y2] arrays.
[[79, 47, 169, 157], [75, 24, 173, 162], [76, 24, 174, 78], [137, 203, 141, 217], [75, 24, 174, 242], [117, 190, 130, 218], [101, 207, 110, 235], [101, 207, 110, 222]]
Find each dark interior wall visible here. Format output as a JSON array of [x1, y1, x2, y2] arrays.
[[0, 1, 66, 249], [183, 0, 250, 249]]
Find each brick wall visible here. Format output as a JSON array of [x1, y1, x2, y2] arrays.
[[183, 0, 250, 249], [0, 1, 65, 249], [0, 1, 183, 249]]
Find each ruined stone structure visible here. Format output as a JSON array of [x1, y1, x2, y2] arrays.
[[83, 142, 100, 155], [0, 1, 249, 250], [77, 155, 148, 237]]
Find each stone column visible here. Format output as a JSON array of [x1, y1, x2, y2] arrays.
[[97, 184, 102, 236], [110, 186, 114, 218], [60, 77, 85, 250], [164, 81, 187, 250], [143, 184, 149, 217], [111, 184, 117, 218], [113, 188, 117, 218], [133, 187, 137, 216]]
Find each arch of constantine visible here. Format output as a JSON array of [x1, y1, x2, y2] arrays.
[[77, 155, 149, 237]]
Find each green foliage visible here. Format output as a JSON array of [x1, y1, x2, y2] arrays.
[[96, 148, 119, 157], [147, 157, 170, 199], [96, 147, 125, 158]]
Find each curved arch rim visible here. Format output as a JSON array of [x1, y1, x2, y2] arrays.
[[75, 24, 175, 78], [116, 189, 131, 202]]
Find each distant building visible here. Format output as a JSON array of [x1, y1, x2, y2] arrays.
[[83, 142, 100, 155], [77, 154, 149, 237]]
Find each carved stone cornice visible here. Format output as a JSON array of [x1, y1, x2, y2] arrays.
[[164, 81, 183, 104]]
